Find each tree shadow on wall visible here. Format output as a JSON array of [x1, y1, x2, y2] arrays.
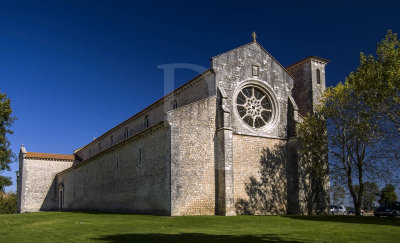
[[93, 233, 304, 243], [296, 142, 330, 215], [235, 144, 288, 215]]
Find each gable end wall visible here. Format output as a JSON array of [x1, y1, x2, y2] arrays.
[[18, 158, 73, 212]]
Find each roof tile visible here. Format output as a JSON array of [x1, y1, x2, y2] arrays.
[[25, 152, 75, 161]]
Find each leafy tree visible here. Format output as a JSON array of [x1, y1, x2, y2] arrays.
[[297, 113, 329, 214], [0, 176, 12, 193], [331, 183, 346, 205], [354, 182, 379, 211], [362, 182, 380, 211], [311, 31, 400, 216], [0, 91, 15, 192], [321, 82, 379, 215], [349, 30, 400, 133], [378, 184, 398, 206], [346, 31, 400, 178], [0, 192, 17, 214]]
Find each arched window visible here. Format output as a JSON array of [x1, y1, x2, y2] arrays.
[[110, 135, 114, 145], [125, 127, 129, 139], [316, 69, 321, 84], [144, 115, 149, 128], [98, 143, 101, 152]]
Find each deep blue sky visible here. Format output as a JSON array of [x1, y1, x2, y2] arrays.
[[1, 0, 400, 193]]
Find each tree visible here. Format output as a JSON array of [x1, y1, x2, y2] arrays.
[[0, 192, 17, 214], [346, 31, 400, 175], [0, 91, 15, 192], [378, 184, 398, 206], [320, 82, 378, 215], [349, 30, 400, 134], [0, 176, 12, 193], [331, 182, 346, 205], [310, 31, 400, 216], [362, 182, 380, 211], [354, 182, 379, 211], [297, 113, 330, 214]]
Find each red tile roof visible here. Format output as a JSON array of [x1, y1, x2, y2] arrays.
[[25, 152, 75, 161]]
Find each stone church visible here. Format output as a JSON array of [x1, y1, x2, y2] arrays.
[[17, 35, 329, 216]]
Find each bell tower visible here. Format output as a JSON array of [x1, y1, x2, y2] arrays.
[[286, 56, 329, 117]]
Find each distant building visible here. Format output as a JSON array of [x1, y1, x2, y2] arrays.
[[18, 36, 329, 215]]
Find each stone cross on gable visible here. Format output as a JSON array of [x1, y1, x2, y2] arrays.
[[252, 32, 257, 42]]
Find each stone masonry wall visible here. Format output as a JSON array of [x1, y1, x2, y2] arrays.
[[287, 58, 327, 117], [19, 158, 73, 212], [310, 61, 327, 111], [212, 42, 297, 215], [287, 62, 313, 117], [212, 42, 295, 139], [167, 96, 217, 216], [233, 134, 288, 215], [57, 123, 171, 215]]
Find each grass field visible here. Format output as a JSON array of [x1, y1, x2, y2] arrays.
[[0, 212, 399, 242]]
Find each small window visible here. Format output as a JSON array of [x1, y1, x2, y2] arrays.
[[252, 65, 259, 76], [172, 100, 178, 109], [144, 115, 149, 129], [59, 189, 64, 210], [125, 127, 129, 139], [98, 143, 101, 152], [116, 154, 119, 171], [139, 148, 143, 166], [89, 149, 92, 156], [316, 69, 321, 84], [110, 135, 114, 145]]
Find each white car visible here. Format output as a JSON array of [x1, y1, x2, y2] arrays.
[[330, 205, 347, 215]]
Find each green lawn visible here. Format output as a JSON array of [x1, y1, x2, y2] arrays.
[[0, 212, 398, 242]]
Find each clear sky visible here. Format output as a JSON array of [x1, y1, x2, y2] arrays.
[[1, 0, 400, 193]]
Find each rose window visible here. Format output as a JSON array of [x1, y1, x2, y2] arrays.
[[236, 86, 273, 128]]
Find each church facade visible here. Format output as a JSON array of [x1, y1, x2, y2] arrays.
[[17, 38, 329, 216]]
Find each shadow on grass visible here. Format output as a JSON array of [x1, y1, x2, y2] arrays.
[[59, 211, 170, 217], [93, 233, 303, 243], [284, 215, 400, 227]]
